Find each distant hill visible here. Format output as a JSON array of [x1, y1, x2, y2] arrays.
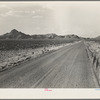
[[0, 29, 31, 39], [65, 34, 80, 39], [0, 29, 81, 40], [31, 33, 58, 39], [86, 36, 100, 41], [94, 36, 100, 39]]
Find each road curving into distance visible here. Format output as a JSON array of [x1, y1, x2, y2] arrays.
[[0, 41, 99, 88]]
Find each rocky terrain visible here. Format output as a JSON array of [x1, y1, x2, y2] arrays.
[[0, 42, 75, 71], [85, 41, 100, 84]]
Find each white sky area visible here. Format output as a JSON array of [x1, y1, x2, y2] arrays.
[[0, 1, 100, 37]]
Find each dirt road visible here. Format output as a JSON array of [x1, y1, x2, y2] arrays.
[[0, 41, 99, 88]]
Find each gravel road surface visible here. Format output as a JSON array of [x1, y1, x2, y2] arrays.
[[0, 41, 99, 88]]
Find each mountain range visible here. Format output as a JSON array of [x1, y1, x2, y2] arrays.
[[0, 29, 83, 40]]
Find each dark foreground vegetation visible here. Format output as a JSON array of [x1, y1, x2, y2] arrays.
[[0, 39, 79, 50]]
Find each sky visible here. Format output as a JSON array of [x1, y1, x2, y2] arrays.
[[0, 1, 100, 38]]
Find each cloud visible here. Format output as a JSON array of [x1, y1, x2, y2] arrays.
[[0, 4, 13, 10], [0, 5, 7, 8], [32, 15, 43, 18], [32, 11, 35, 14], [0, 10, 36, 18], [0, 3, 52, 20], [0, 10, 21, 17]]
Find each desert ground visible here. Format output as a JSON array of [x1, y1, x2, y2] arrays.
[[0, 40, 99, 88]]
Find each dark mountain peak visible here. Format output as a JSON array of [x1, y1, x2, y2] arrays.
[[11, 29, 18, 33], [4, 29, 24, 36], [10, 29, 24, 35], [0, 29, 31, 39], [0, 29, 81, 40]]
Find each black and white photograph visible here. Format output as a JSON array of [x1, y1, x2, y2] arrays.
[[0, 1, 100, 88]]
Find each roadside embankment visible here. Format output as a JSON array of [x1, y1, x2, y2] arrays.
[[85, 41, 100, 85], [0, 42, 77, 72]]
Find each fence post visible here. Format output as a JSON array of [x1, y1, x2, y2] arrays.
[[93, 55, 95, 65]]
